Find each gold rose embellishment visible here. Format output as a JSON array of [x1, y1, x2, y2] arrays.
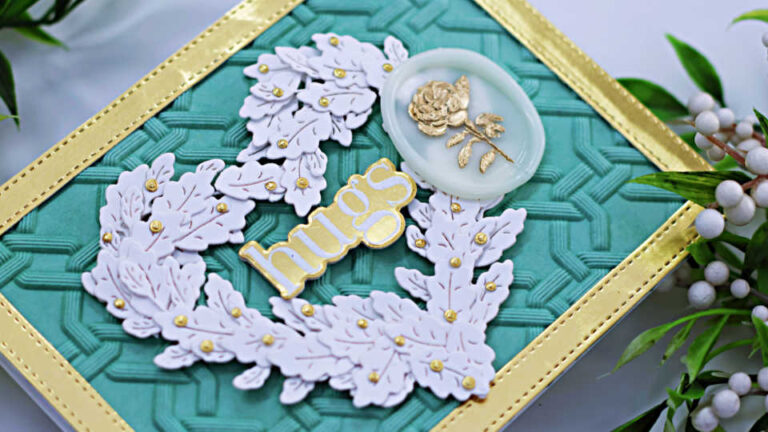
[[408, 75, 513, 173]]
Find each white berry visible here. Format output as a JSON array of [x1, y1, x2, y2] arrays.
[[715, 180, 744, 208], [704, 261, 729, 285], [725, 195, 755, 226], [656, 275, 676, 293], [728, 372, 752, 396], [695, 111, 720, 135], [694, 132, 714, 150], [754, 305, 768, 321], [746, 115, 759, 125], [736, 121, 754, 139], [695, 209, 724, 239], [688, 281, 716, 309], [707, 146, 725, 162], [688, 92, 715, 115], [763, 31, 768, 47], [716, 108, 735, 126], [692, 406, 719, 432], [759, 367, 768, 391], [730, 279, 750, 299], [712, 389, 740, 418], [738, 138, 761, 152], [747, 147, 768, 175], [753, 181, 768, 207]]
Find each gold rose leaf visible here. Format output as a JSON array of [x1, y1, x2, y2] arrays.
[[458, 137, 480, 168], [446, 131, 468, 148], [479, 150, 496, 173]]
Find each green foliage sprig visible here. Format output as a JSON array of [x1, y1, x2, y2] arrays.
[[614, 9, 768, 432], [0, 0, 86, 126]]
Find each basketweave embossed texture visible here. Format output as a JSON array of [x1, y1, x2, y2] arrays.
[[0, 0, 683, 430]]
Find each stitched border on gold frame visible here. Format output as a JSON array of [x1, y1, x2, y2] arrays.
[[0, 1, 710, 431]]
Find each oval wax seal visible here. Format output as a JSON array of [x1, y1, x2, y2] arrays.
[[381, 48, 545, 199]]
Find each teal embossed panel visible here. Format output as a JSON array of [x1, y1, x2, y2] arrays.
[[0, 1, 683, 431]]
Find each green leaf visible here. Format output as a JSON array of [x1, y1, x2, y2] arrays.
[[13, 13, 64, 47], [713, 155, 739, 171], [14, 26, 63, 47], [754, 108, 768, 139], [687, 239, 714, 266], [704, 338, 753, 364], [684, 315, 729, 379], [744, 221, 768, 271], [611, 401, 666, 432], [614, 309, 748, 371], [716, 231, 750, 250], [662, 320, 696, 364], [712, 241, 742, 269], [618, 78, 688, 121], [0, 50, 18, 126], [732, 9, 768, 25], [750, 413, 768, 432], [629, 171, 750, 206], [666, 34, 724, 106], [753, 316, 768, 366]]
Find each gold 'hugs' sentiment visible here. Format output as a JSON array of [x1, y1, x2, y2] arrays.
[[239, 158, 416, 299]]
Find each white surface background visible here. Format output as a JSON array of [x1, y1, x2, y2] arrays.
[[1, 1, 767, 431]]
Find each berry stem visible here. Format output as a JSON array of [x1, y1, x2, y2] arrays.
[[742, 175, 768, 191], [751, 287, 768, 305], [706, 135, 746, 165]]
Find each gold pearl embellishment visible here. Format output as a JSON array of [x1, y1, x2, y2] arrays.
[[261, 334, 275, 346], [277, 138, 288, 148], [329, 36, 339, 46], [394, 335, 406, 346], [230, 307, 242, 318], [258, 64, 269, 73], [296, 177, 309, 189], [301, 304, 315, 317], [357, 318, 368, 329], [216, 202, 228, 213], [272, 87, 284, 97], [449, 257, 461, 268], [485, 281, 497, 292], [382, 63, 393, 72], [368, 371, 380, 383], [333, 68, 346, 78], [430, 359, 444, 372], [144, 178, 158, 192], [414, 238, 426, 248], [102, 232, 113, 243], [265, 181, 277, 191], [319, 97, 330, 107], [450, 202, 461, 213], [200, 340, 214, 353], [474, 232, 488, 245], [113, 298, 125, 309], [444, 309, 457, 323], [149, 220, 163, 233], [462, 376, 476, 390], [174, 315, 188, 327]]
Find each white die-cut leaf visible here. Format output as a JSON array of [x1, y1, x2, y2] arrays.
[[267, 107, 332, 159], [280, 377, 315, 404], [468, 260, 514, 328], [297, 82, 377, 116], [274, 46, 319, 77], [394, 267, 430, 301], [214, 161, 286, 201], [233, 365, 272, 390], [330, 115, 352, 146], [384, 36, 409, 65], [122, 316, 160, 338], [280, 155, 327, 217], [303, 150, 328, 177], [473, 208, 527, 266], [404, 225, 428, 258], [345, 108, 371, 130], [407, 199, 433, 229], [239, 94, 297, 121], [154, 345, 198, 369]]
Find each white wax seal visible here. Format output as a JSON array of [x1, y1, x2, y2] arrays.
[[381, 48, 545, 199]]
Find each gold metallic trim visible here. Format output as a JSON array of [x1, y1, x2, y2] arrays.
[[0, 1, 302, 431], [0, 0, 713, 431], [434, 0, 712, 430]]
